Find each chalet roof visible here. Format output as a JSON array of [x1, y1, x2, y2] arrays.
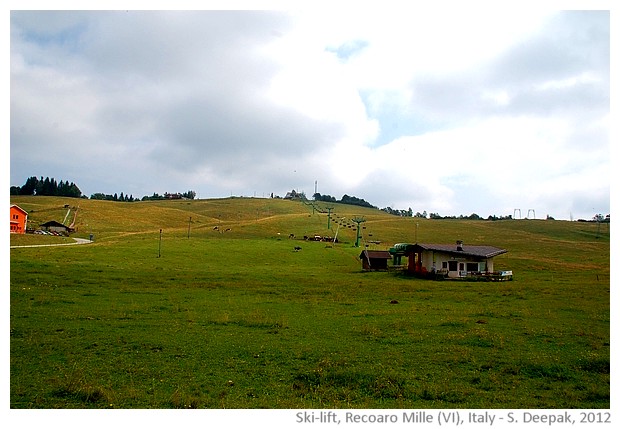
[[359, 250, 392, 260], [413, 243, 507, 258], [40, 220, 68, 228], [10, 204, 28, 214], [390, 242, 507, 259]]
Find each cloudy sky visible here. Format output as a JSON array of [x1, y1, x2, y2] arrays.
[[9, 5, 611, 220]]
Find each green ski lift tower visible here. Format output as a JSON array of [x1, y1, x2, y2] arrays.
[[352, 216, 366, 247]]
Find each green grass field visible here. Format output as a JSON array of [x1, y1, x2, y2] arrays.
[[9, 196, 610, 408]]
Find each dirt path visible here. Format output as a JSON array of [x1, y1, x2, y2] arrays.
[[10, 237, 92, 249]]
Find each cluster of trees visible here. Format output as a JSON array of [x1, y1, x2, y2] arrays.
[[428, 212, 485, 220], [382, 209, 516, 220], [431, 213, 496, 220], [90, 192, 137, 202], [10, 176, 198, 202], [381, 207, 416, 217], [313, 193, 376, 209], [10, 176, 82, 198], [582, 214, 610, 223], [485, 214, 515, 221], [93, 191, 196, 201], [282, 190, 307, 200], [141, 191, 196, 201], [312, 193, 337, 203]]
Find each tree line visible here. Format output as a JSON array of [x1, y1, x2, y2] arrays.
[[10, 176, 196, 202], [11, 176, 82, 198], [141, 191, 196, 201], [90, 192, 137, 202], [313, 192, 376, 209], [91, 191, 196, 201]]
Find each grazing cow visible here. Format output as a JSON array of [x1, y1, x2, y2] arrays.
[[294, 246, 302, 251], [289, 233, 295, 239]]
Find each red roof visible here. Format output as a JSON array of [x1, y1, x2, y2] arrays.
[[10, 204, 28, 215]]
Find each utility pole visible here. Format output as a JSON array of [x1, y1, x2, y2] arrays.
[[187, 216, 192, 239], [158, 229, 162, 258]]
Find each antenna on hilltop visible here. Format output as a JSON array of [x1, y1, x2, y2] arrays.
[[527, 209, 536, 219], [513, 209, 521, 220]]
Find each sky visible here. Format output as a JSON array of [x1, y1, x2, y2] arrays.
[[8, 3, 612, 220]]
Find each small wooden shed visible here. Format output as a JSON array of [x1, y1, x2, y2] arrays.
[[359, 250, 392, 271], [41, 220, 70, 234]]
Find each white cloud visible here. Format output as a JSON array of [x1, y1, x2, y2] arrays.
[[9, 8, 610, 219]]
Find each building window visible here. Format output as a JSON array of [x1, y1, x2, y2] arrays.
[[466, 262, 478, 272]]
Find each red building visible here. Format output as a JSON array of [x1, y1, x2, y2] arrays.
[[10, 205, 28, 234]]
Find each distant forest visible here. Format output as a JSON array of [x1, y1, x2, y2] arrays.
[[10, 176, 82, 198], [10, 176, 195, 202], [312, 192, 376, 209]]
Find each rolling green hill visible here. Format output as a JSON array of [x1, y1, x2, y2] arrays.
[[11, 195, 609, 276], [10, 194, 609, 243], [9, 196, 610, 408]]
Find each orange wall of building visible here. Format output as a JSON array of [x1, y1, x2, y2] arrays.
[[10, 206, 28, 234]]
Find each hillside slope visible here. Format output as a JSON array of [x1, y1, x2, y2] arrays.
[[10, 195, 609, 273], [9, 195, 610, 408]]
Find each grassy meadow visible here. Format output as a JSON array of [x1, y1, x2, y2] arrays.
[[9, 196, 610, 408]]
